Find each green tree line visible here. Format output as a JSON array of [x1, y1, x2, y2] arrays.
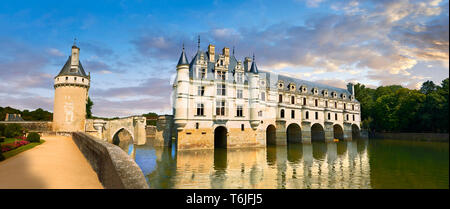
[[0, 107, 53, 121], [355, 78, 449, 133]]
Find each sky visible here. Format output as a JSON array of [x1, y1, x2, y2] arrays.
[[0, 0, 448, 117]]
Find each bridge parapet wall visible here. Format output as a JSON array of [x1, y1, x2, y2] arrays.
[[72, 132, 149, 189]]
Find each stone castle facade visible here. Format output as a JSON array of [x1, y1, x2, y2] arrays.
[[172, 44, 361, 150]]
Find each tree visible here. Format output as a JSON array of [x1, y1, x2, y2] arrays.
[[420, 80, 437, 95], [86, 97, 94, 118]]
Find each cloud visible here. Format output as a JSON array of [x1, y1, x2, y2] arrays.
[[91, 77, 171, 99]]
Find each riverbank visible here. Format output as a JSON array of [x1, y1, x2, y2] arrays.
[[371, 132, 449, 142], [0, 135, 103, 189]]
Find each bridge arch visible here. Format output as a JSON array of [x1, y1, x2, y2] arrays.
[[286, 123, 302, 144], [333, 124, 344, 140], [112, 127, 134, 155], [266, 124, 276, 146], [311, 123, 325, 142], [352, 124, 360, 139], [214, 126, 227, 149]]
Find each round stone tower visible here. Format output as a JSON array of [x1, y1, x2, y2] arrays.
[[53, 43, 90, 132]]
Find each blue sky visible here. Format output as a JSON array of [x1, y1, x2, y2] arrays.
[[0, 0, 448, 117]]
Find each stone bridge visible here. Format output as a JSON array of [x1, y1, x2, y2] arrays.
[[85, 116, 147, 146]]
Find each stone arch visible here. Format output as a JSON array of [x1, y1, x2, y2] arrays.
[[352, 124, 360, 139], [311, 123, 325, 142], [112, 127, 134, 154], [214, 126, 228, 149], [333, 124, 344, 140], [286, 123, 302, 144], [266, 124, 276, 146]]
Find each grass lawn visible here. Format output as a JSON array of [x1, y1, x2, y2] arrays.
[[1, 138, 46, 160]]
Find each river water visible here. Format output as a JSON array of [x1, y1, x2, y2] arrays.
[[132, 139, 448, 189]]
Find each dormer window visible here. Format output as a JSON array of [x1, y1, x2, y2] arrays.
[[312, 88, 318, 95], [331, 91, 337, 98], [300, 85, 307, 93], [323, 90, 328, 97], [289, 83, 296, 91], [350, 95, 354, 100], [278, 82, 284, 89], [341, 94, 346, 99]]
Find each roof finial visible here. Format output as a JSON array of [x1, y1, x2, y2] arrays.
[[73, 37, 77, 46], [232, 46, 235, 56], [197, 35, 200, 51], [182, 42, 185, 51], [253, 53, 255, 62]]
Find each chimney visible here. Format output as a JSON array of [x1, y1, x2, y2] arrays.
[[222, 47, 230, 65], [244, 57, 252, 72], [208, 44, 215, 62], [71, 45, 80, 69], [347, 83, 355, 96]]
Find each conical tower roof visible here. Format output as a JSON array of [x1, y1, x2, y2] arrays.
[[177, 45, 189, 66], [249, 54, 259, 74], [56, 56, 88, 78]]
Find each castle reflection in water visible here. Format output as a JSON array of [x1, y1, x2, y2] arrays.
[[134, 139, 371, 189]]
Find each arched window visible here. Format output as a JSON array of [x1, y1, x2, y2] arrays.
[[279, 94, 283, 103], [315, 99, 318, 107], [335, 113, 338, 120], [352, 104, 354, 110], [291, 96, 295, 104], [280, 109, 285, 118], [315, 112, 318, 119], [346, 114, 349, 121], [305, 111, 309, 119], [291, 110, 295, 119], [241, 124, 245, 131], [344, 103, 346, 110], [303, 98, 307, 105], [328, 113, 331, 120], [335, 102, 337, 108], [325, 100, 328, 107], [353, 114, 355, 121]]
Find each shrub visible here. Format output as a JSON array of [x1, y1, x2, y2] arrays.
[[4, 124, 24, 138], [0, 124, 6, 137], [0, 143, 4, 161], [27, 132, 40, 143]]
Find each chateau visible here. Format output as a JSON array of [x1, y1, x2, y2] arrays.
[[173, 44, 361, 150]]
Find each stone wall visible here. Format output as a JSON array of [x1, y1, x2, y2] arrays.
[[154, 115, 174, 147], [72, 132, 149, 189], [373, 132, 449, 141], [0, 121, 52, 133], [145, 125, 156, 145]]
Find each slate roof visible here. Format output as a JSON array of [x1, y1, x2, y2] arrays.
[[56, 56, 88, 78], [177, 49, 189, 66], [5, 113, 24, 121], [187, 47, 356, 101], [260, 70, 356, 100]]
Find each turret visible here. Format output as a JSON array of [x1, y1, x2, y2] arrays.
[[248, 54, 260, 129], [53, 42, 90, 132], [174, 45, 190, 131]]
